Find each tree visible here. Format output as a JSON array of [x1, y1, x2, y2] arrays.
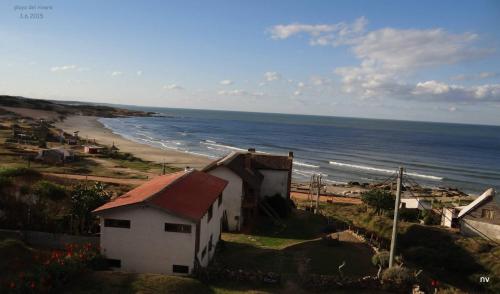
[[33, 180, 67, 202], [70, 182, 110, 234], [361, 189, 394, 215]]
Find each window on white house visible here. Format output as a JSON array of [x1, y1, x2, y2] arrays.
[[106, 258, 121, 268], [208, 234, 213, 251], [104, 219, 130, 229], [218, 193, 222, 207], [207, 204, 213, 222], [165, 223, 192, 233], [172, 265, 189, 274], [201, 246, 207, 258]]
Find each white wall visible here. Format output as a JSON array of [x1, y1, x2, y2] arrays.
[[208, 167, 243, 231], [259, 169, 288, 198], [400, 198, 432, 210], [99, 205, 197, 274], [196, 196, 224, 267], [460, 218, 500, 241]]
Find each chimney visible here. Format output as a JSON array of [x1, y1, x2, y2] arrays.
[[248, 148, 256, 153], [245, 153, 252, 169], [288, 151, 294, 158]]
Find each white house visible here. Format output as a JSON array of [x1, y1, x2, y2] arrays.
[[92, 170, 228, 274], [399, 197, 432, 210], [457, 188, 499, 242], [203, 148, 293, 231]]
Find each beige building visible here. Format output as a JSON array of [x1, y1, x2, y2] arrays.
[[92, 170, 227, 274]]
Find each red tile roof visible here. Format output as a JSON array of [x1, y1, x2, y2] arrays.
[[92, 170, 227, 221]]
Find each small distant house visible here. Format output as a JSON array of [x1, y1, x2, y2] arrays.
[[84, 145, 104, 154], [441, 206, 464, 228], [202, 148, 293, 231], [36, 148, 75, 164], [92, 170, 228, 274], [400, 197, 432, 210], [457, 188, 499, 242]]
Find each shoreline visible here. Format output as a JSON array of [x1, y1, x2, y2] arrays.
[[55, 115, 476, 199], [55, 115, 212, 169]]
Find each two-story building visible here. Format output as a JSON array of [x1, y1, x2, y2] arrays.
[[92, 170, 227, 274], [203, 148, 293, 231]]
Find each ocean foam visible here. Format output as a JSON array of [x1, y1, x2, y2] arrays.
[[294, 161, 320, 168], [329, 161, 443, 181]]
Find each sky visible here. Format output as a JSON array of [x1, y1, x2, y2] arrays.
[[1, 0, 500, 125]]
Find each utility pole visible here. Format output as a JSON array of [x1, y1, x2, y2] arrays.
[[315, 175, 321, 213], [389, 166, 404, 268]]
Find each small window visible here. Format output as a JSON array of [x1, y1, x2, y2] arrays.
[[172, 265, 189, 274], [165, 223, 192, 233], [208, 234, 213, 251], [106, 258, 121, 268], [218, 193, 223, 207], [482, 209, 495, 220], [207, 204, 213, 222], [201, 246, 207, 258], [104, 219, 130, 229]]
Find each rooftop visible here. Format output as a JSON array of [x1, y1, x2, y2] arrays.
[[93, 170, 228, 221]]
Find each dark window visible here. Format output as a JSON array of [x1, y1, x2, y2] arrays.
[[165, 223, 192, 233], [207, 204, 213, 222], [201, 246, 207, 258], [104, 219, 130, 229], [172, 264, 189, 274], [106, 258, 121, 268], [208, 234, 213, 251], [482, 209, 495, 220], [218, 193, 223, 207]]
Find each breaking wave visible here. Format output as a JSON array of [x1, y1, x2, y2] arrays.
[[329, 161, 443, 181]]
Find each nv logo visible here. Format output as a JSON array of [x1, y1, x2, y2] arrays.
[[479, 276, 490, 283]]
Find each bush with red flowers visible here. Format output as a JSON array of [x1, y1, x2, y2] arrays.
[[1, 242, 102, 293]]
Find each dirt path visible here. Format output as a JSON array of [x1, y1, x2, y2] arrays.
[[291, 192, 362, 205], [43, 172, 149, 186]]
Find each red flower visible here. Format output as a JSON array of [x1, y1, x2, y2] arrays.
[[9, 281, 15, 288], [30, 281, 36, 288]]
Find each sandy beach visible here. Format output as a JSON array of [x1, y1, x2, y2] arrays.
[[55, 116, 212, 169]]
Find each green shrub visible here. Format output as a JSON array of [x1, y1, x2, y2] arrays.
[[381, 266, 415, 290], [361, 189, 394, 215], [33, 180, 68, 202], [399, 208, 420, 222], [372, 250, 390, 268]]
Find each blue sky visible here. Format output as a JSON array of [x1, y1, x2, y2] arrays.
[[1, 0, 500, 125]]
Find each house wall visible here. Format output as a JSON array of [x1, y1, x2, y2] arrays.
[[441, 208, 457, 227], [98, 205, 196, 274], [400, 198, 432, 210], [207, 167, 243, 231], [459, 196, 500, 241], [259, 169, 289, 198], [460, 218, 500, 241], [195, 197, 224, 267]]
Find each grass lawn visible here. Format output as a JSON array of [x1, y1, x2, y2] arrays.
[[218, 210, 378, 278]]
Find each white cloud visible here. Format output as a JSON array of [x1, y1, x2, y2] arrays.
[[270, 17, 497, 105], [218, 89, 264, 97], [297, 82, 305, 88], [449, 106, 457, 112], [293, 90, 302, 96], [264, 71, 281, 82], [219, 79, 233, 86], [136, 70, 143, 76], [111, 71, 123, 76], [163, 84, 183, 90], [50, 65, 77, 72], [268, 17, 367, 46]]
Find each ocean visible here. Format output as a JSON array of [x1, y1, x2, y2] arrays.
[[99, 107, 500, 195]]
